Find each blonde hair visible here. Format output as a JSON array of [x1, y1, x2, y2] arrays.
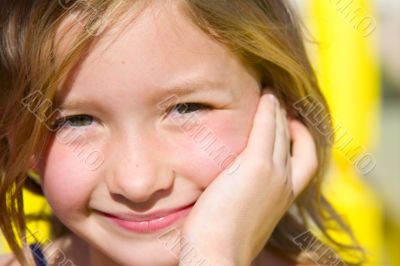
[[0, 0, 364, 265]]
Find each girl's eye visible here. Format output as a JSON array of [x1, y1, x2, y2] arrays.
[[169, 102, 212, 115], [52, 114, 94, 130]]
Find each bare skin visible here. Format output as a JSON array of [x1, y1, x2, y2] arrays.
[[1, 1, 317, 266], [0, 232, 298, 266]]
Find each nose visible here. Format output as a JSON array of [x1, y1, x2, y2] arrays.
[[105, 129, 174, 203]]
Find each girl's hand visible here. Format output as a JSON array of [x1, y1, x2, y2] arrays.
[[179, 93, 318, 266]]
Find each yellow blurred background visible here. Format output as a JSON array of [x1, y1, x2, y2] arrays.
[[1, 0, 399, 265], [298, 0, 399, 265]]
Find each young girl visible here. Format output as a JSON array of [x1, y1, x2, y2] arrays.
[[0, 0, 364, 265]]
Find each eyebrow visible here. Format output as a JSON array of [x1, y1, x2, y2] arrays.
[[155, 78, 228, 97]]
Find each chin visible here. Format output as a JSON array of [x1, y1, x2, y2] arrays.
[[81, 224, 183, 266], [101, 244, 180, 266]]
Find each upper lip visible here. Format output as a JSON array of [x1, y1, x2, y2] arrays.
[[98, 202, 195, 222]]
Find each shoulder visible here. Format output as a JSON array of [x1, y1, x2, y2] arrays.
[[0, 235, 77, 266], [0, 253, 20, 266], [0, 237, 70, 266]]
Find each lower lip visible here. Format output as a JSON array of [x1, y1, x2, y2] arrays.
[[104, 205, 194, 234]]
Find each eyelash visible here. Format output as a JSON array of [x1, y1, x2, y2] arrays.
[[51, 114, 94, 131], [50, 102, 212, 131], [167, 102, 212, 116]]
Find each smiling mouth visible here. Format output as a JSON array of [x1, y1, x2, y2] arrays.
[[98, 203, 195, 234]]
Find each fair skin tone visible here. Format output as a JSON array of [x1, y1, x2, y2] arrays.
[[1, 2, 317, 266]]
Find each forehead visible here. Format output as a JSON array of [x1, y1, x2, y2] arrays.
[[55, 1, 256, 103]]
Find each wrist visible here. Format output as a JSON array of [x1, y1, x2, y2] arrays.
[[179, 228, 253, 266], [178, 236, 248, 266], [178, 246, 250, 266], [179, 252, 240, 266]]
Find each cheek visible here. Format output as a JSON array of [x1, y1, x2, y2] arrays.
[[39, 136, 96, 217], [168, 107, 257, 188]]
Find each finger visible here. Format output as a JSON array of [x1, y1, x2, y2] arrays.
[[272, 105, 290, 166], [244, 93, 277, 160], [283, 111, 290, 162], [289, 120, 318, 196]]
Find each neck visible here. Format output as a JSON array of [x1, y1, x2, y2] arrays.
[[43, 233, 90, 266]]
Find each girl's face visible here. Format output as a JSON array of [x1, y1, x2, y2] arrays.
[[39, 2, 261, 266]]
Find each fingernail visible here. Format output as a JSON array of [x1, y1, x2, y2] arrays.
[[268, 94, 277, 104]]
